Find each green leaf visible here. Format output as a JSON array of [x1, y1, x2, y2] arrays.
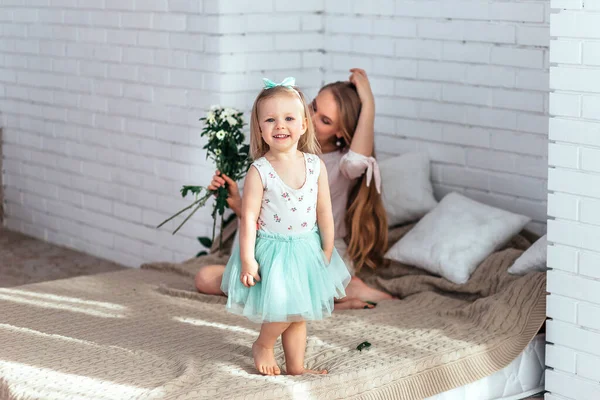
[[196, 251, 208, 257], [197, 236, 212, 248], [356, 341, 371, 352]]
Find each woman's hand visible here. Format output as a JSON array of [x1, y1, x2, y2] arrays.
[[349, 68, 375, 109], [240, 259, 261, 287], [208, 170, 242, 217]]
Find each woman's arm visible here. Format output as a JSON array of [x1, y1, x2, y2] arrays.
[[348, 68, 375, 157], [239, 166, 263, 287], [208, 170, 243, 217], [316, 160, 334, 263]]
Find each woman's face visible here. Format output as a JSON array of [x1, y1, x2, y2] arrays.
[[310, 89, 341, 148]]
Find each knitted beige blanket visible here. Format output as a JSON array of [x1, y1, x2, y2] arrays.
[[0, 229, 545, 400]]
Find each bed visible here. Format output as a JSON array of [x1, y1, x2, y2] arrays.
[[0, 223, 546, 400]]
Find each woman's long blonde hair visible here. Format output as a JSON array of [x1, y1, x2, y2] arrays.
[[321, 82, 389, 272], [249, 85, 320, 160]]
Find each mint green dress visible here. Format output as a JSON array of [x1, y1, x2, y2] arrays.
[[220, 153, 351, 323]]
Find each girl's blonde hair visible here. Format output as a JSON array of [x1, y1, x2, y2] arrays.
[[249, 85, 320, 160], [320, 81, 389, 272]]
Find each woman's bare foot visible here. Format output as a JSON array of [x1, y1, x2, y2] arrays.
[[345, 277, 394, 303], [286, 366, 328, 375], [334, 297, 374, 310], [252, 342, 281, 376]]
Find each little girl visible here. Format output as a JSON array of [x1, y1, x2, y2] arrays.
[[220, 78, 351, 376]]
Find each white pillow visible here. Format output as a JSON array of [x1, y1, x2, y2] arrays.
[[380, 152, 438, 226], [385, 192, 531, 284], [508, 235, 547, 275]]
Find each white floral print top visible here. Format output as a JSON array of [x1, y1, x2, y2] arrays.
[[251, 152, 320, 235]]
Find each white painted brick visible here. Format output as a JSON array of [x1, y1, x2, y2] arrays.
[[517, 25, 549, 47], [442, 42, 490, 64], [105, 0, 134, 10], [463, 21, 516, 44], [419, 101, 464, 125], [247, 15, 300, 33], [153, 14, 187, 31], [418, 61, 466, 83], [204, 0, 274, 14], [301, 15, 322, 31], [373, 58, 417, 78], [577, 351, 600, 382], [136, 31, 169, 47], [579, 196, 600, 226], [550, 92, 581, 117], [168, 0, 201, 13], [113, 202, 143, 223], [154, 49, 187, 69], [547, 294, 578, 324], [581, 95, 600, 120], [123, 48, 154, 65], [550, 40, 582, 64], [372, 18, 416, 37], [551, 11, 600, 39], [546, 368, 600, 400], [578, 301, 600, 330], [120, 13, 154, 29], [466, 65, 515, 88], [549, 142, 578, 168], [551, 0, 583, 9], [442, 84, 489, 106], [468, 107, 519, 130], [326, 16, 371, 35], [551, 66, 600, 93], [548, 192, 579, 220], [123, 83, 153, 102], [582, 42, 600, 66], [395, 39, 442, 60], [135, 0, 168, 11], [418, 20, 463, 41], [549, 218, 600, 253], [550, 118, 600, 147], [580, 147, 600, 173], [489, 173, 546, 200], [491, 47, 544, 69], [579, 249, 600, 279]]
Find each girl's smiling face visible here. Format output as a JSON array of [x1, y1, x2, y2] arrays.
[[258, 94, 307, 153]]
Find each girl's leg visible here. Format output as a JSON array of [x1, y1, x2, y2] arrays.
[[253, 322, 290, 376], [281, 321, 327, 375], [194, 264, 226, 295]]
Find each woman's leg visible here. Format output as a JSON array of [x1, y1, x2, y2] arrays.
[[253, 322, 290, 376], [194, 264, 226, 295], [282, 321, 327, 375], [344, 276, 394, 302]]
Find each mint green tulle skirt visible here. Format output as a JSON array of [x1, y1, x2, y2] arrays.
[[220, 228, 351, 324]]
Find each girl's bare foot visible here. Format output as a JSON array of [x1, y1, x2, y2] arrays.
[[346, 277, 394, 303], [286, 366, 328, 375], [334, 297, 375, 310], [252, 342, 281, 376]]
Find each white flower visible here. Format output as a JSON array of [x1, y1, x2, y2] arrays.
[[206, 111, 216, 125], [226, 116, 237, 126], [216, 130, 226, 140], [214, 148, 222, 156]]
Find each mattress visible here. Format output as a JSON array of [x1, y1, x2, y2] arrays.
[[427, 334, 546, 400]]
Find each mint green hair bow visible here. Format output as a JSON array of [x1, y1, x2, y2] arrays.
[[262, 77, 296, 89]]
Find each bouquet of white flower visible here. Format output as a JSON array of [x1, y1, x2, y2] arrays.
[[158, 105, 250, 253]]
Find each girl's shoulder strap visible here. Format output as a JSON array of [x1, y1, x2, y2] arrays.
[[304, 152, 321, 179], [250, 157, 270, 189]]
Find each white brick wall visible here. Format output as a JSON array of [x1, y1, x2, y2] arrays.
[[546, 1, 600, 399], [1, 0, 550, 267], [0, 1, 218, 267], [324, 0, 550, 234]]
